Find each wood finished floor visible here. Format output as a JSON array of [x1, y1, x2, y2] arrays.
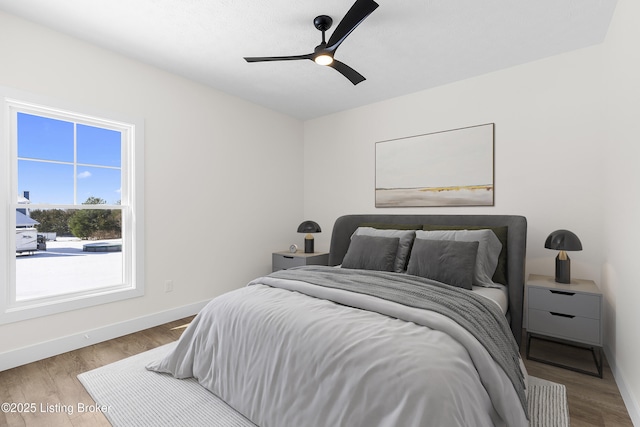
[[522, 333, 633, 427], [0, 319, 633, 427]]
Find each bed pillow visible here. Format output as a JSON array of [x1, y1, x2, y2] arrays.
[[422, 225, 508, 285], [341, 235, 399, 272], [415, 229, 502, 288], [351, 227, 416, 272], [406, 239, 479, 290]]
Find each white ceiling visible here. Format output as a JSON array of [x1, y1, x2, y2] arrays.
[[0, 0, 617, 120]]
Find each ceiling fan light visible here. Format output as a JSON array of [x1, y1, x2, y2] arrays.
[[314, 54, 333, 66]]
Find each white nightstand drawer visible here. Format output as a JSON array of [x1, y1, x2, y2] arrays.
[[528, 286, 600, 319], [528, 308, 601, 345]]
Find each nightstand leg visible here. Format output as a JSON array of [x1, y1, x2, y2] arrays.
[[592, 346, 603, 378], [526, 333, 603, 378]]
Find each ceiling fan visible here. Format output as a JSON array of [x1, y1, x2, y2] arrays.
[[243, 0, 379, 85]]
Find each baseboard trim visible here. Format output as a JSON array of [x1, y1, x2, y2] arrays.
[[604, 346, 640, 426], [0, 300, 209, 372]]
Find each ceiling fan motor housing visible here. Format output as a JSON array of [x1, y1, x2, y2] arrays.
[[314, 15, 333, 32]]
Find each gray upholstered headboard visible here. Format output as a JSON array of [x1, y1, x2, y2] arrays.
[[328, 214, 527, 346]]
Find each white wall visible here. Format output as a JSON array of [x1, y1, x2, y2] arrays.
[[602, 0, 640, 424], [304, 0, 640, 421], [304, 46, 606, 280], [0, 11, 303, 360]]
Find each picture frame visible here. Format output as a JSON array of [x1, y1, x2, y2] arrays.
[[375, 123, 494, 207]]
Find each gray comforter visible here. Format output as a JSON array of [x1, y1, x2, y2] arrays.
[[148, 267, 529, 427]]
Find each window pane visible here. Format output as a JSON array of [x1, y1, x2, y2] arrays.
[[77, 124, 121, 167], [17, 113, 74, 162], [3, 95, 142, 324], [18, 160, 74, 204], [77, 166, 121, 205], [16, 208, 124, 301]]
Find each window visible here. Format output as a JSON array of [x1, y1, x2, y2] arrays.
[[1, 90, 144, 323]]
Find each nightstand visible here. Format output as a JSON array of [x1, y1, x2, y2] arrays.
[[272, 251, 329, 272], [526, 274, 603, 377]]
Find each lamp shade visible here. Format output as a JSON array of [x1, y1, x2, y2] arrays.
[[544, 230, 583, 251], [297, 221, 322, 234]]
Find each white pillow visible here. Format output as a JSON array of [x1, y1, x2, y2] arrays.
[[414, 229, 502, 288], [351, 227, 416, 273]]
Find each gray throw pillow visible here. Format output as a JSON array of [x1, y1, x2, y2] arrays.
[[422, 225, 508, 285], [351, 227, 416, 272], [415, 229, 502, 288], [406, 239, 479, 290], [342, 235, 400, 272]]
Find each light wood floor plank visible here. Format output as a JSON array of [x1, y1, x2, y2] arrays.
[[521, 331, 633, 427]]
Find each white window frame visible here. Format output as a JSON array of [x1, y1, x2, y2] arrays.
[[0, 87, 145, 324]]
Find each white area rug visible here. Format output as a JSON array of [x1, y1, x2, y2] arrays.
[[78, 343, 569, 427], [527, 376, 570, 427]]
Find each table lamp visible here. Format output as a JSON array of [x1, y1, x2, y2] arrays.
[[297, 221, 322, 253], [544, 229, 582, 284]]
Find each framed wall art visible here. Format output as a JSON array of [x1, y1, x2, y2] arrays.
[[375, 123, 494, 207]]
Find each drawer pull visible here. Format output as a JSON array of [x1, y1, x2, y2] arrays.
[[550, 311, 575, 319], [550, 290, 575, 296], [283, 256, 294, 259]]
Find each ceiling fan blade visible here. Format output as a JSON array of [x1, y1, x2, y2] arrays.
[[244, 53, 313, 62], [328, 59, 366, 85], [326, 0, 379, 52]]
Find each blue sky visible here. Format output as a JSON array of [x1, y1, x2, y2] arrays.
[[17, 113, 122, 205]]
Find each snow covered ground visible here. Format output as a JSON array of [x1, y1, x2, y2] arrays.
[[15, 237, 123, 301]]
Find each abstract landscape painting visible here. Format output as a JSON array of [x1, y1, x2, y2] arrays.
[[375, 123, 494, 207]]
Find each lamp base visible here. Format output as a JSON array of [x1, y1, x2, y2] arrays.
[[555, 254, 571, 284], [304, 236, 314, 253]]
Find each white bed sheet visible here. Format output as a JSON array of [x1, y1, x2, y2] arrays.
[[472, 283, 509, 314]]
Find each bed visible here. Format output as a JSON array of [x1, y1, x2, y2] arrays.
[[148, 214, 529, 427]]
